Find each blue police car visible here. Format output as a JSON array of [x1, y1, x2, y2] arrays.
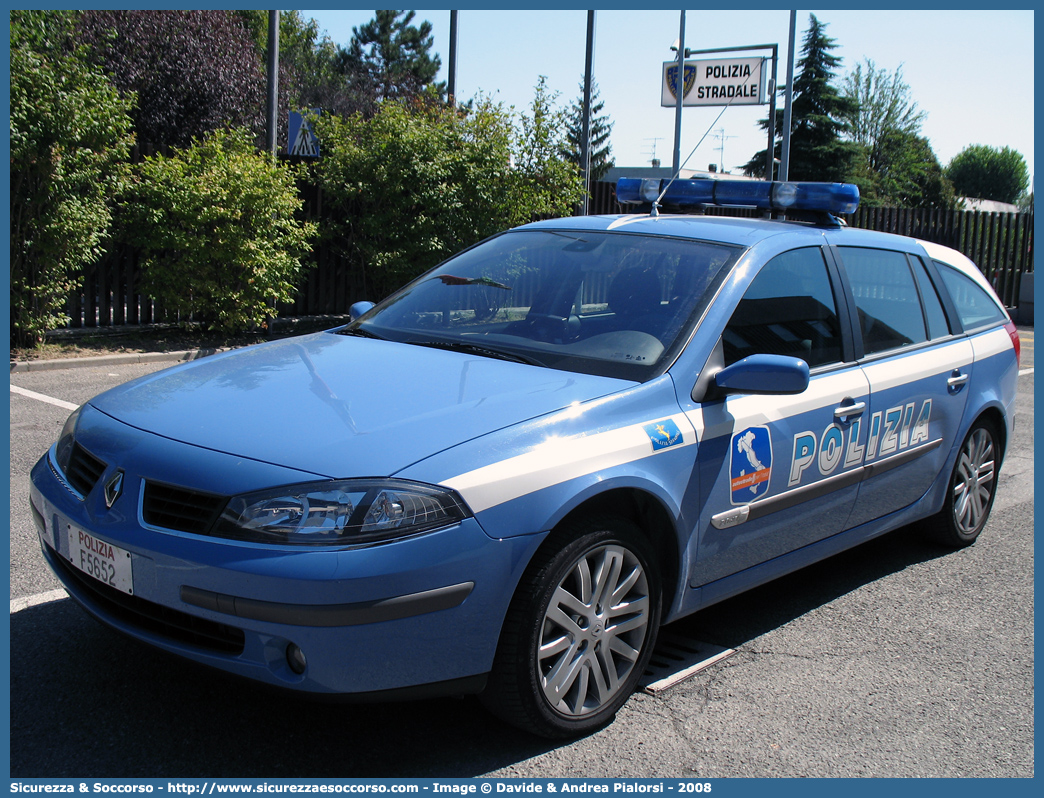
[[30, 179, 1020, 738]]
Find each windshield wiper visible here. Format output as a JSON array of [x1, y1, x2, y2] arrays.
[[337, 326, 386, 340], [405, 339, 545, 367], [542, 231, 588, 243]]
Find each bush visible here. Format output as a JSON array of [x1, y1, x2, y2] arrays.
[[10, 10, 135, 346], [312, 88, 585, 301], [120, 128, 317, 333]]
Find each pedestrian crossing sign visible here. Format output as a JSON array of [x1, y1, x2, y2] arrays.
[[288, 110, 320, 157]]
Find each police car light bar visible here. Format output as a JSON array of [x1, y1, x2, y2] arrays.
[[615, 177, 860, 216]]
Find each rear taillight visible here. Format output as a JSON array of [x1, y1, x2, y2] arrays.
[[1004, 321, 1021, 367]]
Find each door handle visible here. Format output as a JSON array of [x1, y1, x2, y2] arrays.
[[947, 370, 970, 390], [834, 400, 866, 420]]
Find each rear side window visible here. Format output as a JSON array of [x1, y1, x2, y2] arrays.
[[934, 261, 1008, 331], [839, 247, 927, 356], [723, 247, 843, 368]]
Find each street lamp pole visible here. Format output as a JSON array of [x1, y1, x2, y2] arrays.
[[266, 10, 279, 160], [779, 10, 797, 182], [580, 11, 596, 214], [448, 10, 458, 107]]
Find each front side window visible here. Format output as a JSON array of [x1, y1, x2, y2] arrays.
[[723, 247, 843, 369], [840, 247, 928, 356], [346, 230, 741, 381]]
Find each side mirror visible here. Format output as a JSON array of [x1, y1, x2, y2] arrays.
[[349, 301, 375, 322], [714, 354, 810, 396]]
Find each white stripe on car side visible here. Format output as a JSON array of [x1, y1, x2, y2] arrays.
[[442, 329, 1015, 517], [721, 368, 869, 428], [859, 339, 974, 392], [970, 326, 1016, 361], [442, 413, 697, 514]]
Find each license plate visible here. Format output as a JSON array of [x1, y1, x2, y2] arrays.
[[66, 525, 134, 595]]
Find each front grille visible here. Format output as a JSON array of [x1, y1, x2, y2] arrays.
[[66, 443, 107, 497], [142, 481, 227, 534], [48, 546, 245, 655]]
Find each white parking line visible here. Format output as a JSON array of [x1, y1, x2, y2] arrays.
[[11, 589, 68, 614], [10, 384, 79, 411], [1019, 367, 1034, 376]]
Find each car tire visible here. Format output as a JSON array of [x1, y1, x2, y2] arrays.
[[926, 418, 1002, 547], [482, 516, 661, 738]]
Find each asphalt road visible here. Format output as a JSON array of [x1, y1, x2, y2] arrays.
[[7, 343, 1035, 779]]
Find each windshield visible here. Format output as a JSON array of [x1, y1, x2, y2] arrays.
[[341, 229, 741, 381]]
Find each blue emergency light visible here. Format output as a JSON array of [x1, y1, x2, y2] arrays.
[[615, 177, 860, 216]]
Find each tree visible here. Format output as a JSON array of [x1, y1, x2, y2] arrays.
[[561, 80, 615, 183], [236, 10, 369, 120], [119, 128, 317, 333], [860, 131, 954, 209], [77, 10, 267, 149], [838, 59, 952, 208], [841, 59, 926, 172], [841, 60, 925, 161], [945, 145, 1030, 205], [745, 14, 860, 182], [339, 11, 442, 109], [10, 10, 135, 346], [513, 77, 587, 220], [311, 85, 584, 300], [237, 10, 320, 83]]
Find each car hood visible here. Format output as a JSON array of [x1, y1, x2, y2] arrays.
[[90, 332, 632, 478]]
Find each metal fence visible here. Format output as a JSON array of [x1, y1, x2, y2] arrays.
[[849, 205, 1033, 310], [588, 181, 1034, 308], [64, 180, 1034, 328]]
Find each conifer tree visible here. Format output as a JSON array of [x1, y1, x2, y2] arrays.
[[745, 14, 860, 182], [561, 80, 616, 182], [339, 10, 442, 107]]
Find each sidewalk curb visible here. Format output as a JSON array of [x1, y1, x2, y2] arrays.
[[10, 348, 229, 373]]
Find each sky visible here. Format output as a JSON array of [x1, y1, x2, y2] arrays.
[[300, 6, 1035, 187]]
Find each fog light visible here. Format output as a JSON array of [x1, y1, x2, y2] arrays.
[[286, 643, 307, 675]]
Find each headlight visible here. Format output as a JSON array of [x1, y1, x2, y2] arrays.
[[54, 406, 82, 476], [212, 479, 471, 546]]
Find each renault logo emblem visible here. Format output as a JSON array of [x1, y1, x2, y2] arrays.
[[104, 471, 124, 509]]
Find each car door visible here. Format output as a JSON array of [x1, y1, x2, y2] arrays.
[[832, 245, 972, 528], [687, 245, 869, 588]]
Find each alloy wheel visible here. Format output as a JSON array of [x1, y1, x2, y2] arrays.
[[952, 427, 996, 535], [537, 543, 651, 717]]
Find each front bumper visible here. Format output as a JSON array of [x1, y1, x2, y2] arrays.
[[30, 450, 545, 695]]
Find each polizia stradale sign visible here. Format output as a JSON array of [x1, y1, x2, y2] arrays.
[[661, 57, 767, 107]]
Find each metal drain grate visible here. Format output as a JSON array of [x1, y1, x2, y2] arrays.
[[639, 633, 735, 694]]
